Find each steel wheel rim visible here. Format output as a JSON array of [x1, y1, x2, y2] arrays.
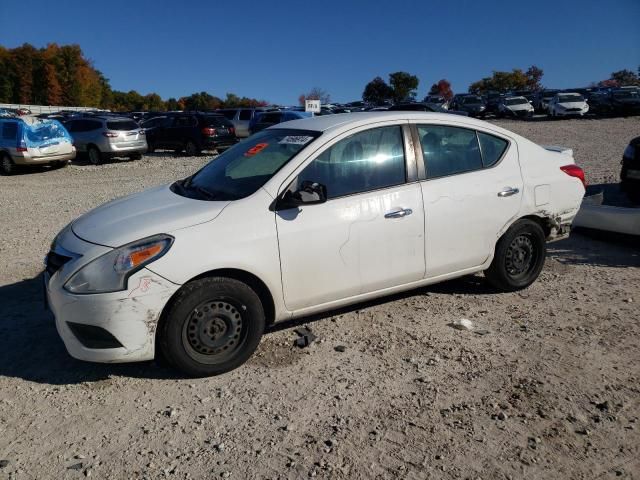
[[505, 234, 535, 278], [182, 300, 245, 364]]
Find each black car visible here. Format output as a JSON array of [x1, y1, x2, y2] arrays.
[[141, 112, 238, 155], [451, 95, 487, 118], [387, 102, 469, 116], [608, 89, 640, 116], [621, 136, 640, 188]]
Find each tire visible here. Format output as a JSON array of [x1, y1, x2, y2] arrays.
[[128, 153, 143, 161], [158, 277, 265, 377], [0, 153, 15, 175], [184, 140, 200, 156], [87, 146, 102, 165], [484, 219, 546, 292], [147, 143, 155, 153]]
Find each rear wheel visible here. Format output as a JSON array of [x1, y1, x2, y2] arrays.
[[52, 160, 67, 169], [0, 154, 15, 175], [485, 219, 546, 292], [128, 153, 143, 161], [184, 140, 200, 156], [158, 277, 265, 377], [87, 146, 102, 165]]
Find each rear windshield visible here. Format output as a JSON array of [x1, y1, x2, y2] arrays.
[[203, 116, 234, 128], [218, 110, 236, 120], [106, 120, 139, 131]]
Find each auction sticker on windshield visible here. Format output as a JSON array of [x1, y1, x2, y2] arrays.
[[278, 135, 314, 145], [244, 143, 269, 157]]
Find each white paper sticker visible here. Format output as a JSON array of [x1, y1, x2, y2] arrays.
[[278, 135, 313, 145]]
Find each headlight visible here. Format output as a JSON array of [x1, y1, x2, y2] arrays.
[[64, 234, 173, 294]]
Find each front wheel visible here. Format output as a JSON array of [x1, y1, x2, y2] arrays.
[[158, 277, 265, 377], [484, 219, 546, 292]]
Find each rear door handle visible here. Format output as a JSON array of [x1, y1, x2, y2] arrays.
[[385, 208, 413, 219], [498, 187, 519, 197]]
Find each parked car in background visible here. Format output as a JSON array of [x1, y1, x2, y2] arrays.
[[621, 135, 640, 188], [485, 92, 504, 115], [607, 89, 640, 116], [0, 117, 76, 175], [216, 108, 266, 138], [533, 89, 560, 113], [64, 116, 147, 165], [248, 110, 312, 135], [45, 112, 586, 376], [424, 95, 448, 109], [387, 102, 468, 116], [498, 96, 534, 118], [451, 95, 487, 117], [141, 112, 238, 155], [547, 93, 589, 117]]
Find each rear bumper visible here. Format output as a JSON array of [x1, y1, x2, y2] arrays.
[[13, 149, 76, 165], [202, 137, 239, 149], [102, 142, 148, 156]]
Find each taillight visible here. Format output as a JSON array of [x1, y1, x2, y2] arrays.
[[229, 127, 235, 135], [202, 127, 216, 136], [103, 132, 118, 138], [16, 147, 27, 152], [560, 164, 587, 188], [16, 137, 27, 152]]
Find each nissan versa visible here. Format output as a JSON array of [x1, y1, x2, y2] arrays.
[[45, 113, 586, 377]]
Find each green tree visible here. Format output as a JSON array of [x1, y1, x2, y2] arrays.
[[362, 76, 394, 105], [610, 69, 640, 86], [525, 65, 544, 91], [389, 71, 419, 102], [469, 68, 531, 94]]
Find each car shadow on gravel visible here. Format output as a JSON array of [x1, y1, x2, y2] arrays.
[[548, 231, 640, 268], [0, 275, 182, 385]]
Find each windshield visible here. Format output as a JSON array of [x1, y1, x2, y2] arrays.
[[462, 96, 483, 104], [558, 94, 584, 103], [172, 129, 320, 201], [505, 98, 528, 106], [613, 91, 639, 99]]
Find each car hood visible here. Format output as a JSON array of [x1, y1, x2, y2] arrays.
[[72, 183, 230, 247]]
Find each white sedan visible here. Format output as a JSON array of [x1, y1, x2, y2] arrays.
[[548, 93, 589, 117], [45, 113, 586, 376]]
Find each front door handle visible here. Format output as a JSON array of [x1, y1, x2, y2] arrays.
[[385, 208, 413, 219], [498, 187, 520, 197]]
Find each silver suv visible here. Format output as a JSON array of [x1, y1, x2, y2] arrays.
[[216, 108, 265, 138], [64, 116, 147, 164]]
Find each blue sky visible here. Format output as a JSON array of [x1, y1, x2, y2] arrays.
[[1, 0, 638, 104]]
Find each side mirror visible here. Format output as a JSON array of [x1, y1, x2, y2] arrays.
[[277, 180, 327, 210]]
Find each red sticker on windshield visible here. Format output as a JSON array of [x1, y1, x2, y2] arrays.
[[244, 143, 269, 157]]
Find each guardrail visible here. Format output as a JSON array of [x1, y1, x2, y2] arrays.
[[0, 104, 109, 114]]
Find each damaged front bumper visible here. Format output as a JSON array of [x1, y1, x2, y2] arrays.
[[44, 226, 180, 363]]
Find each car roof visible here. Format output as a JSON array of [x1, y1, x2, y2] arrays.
[[270, 111, 515, 136]]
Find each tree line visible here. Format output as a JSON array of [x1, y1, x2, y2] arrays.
[[0, 43, 268, 111], [360, 66, 640, 105]]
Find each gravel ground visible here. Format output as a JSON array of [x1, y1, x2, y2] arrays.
[[0, 117, 639, 479]]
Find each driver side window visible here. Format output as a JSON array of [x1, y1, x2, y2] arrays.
[[296, 126, 406, 199]]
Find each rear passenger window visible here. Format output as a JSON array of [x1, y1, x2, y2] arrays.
[[478, 132, 508, 167], [417, 125, 483, 179], [2, 122, 18, 140], [297, 126, 406, 199], [239, 110, 252, 121]]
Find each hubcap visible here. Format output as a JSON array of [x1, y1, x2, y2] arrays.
[[182, 300, 244, 363], [505, 234, 535, 277]]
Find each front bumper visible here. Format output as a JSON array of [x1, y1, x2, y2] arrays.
[[45, 228, 180, 363]]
